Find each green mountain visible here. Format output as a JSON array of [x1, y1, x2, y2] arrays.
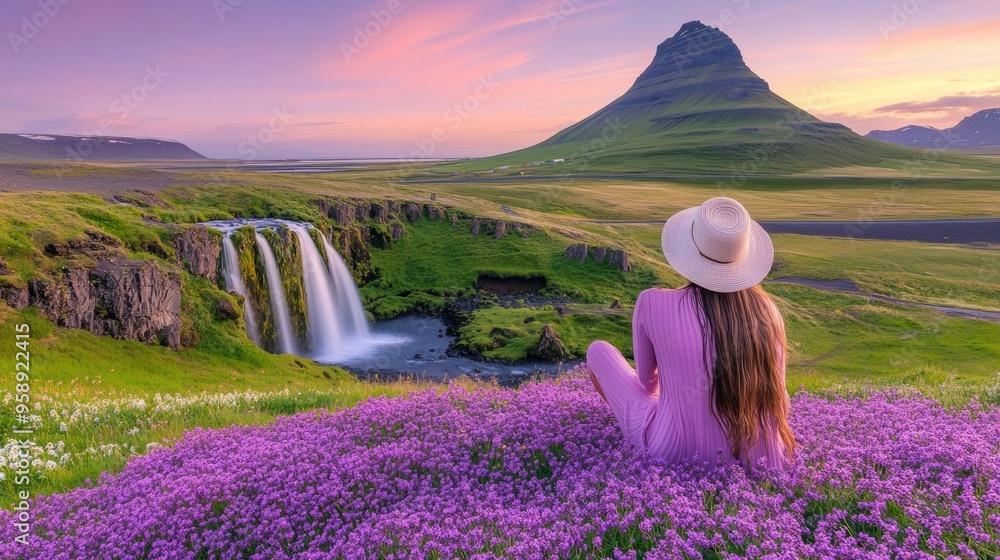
[[467, 21, 921, 174]]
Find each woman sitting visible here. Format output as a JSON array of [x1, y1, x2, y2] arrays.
[[587, 197, 794, 469]]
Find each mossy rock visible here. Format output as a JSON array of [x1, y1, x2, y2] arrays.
[[308, 228, 330, 269], [261, 227, 309, 350], [230, 225, 277, 352]]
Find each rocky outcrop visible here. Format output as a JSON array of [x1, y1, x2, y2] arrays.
[[391, 223, 406, 241], [426, 206, 445, 220], [563, 244, 630, 271], [315, 198, 333, 218], [333, 204, 354, 226], [368, 224, 393, 249], [216, 297, 240, 320], [608, 249, 631, 271], [354, 203, 372, 221], [591, 247, 607, 264], [314, 197, 538, 245], [564, 243, 588, 262], [42, 229, 125, 260], [467, 217, 535, 239], [405, 203, 422, 223], [494, 220, 507, 239], [0, 284, 29, 310], [371, 203, 388, 223], [337, 227, 375, 285], [173, 225, 221, 281], [533, 324, 568, 361], [22, 260, 182, 348], [0, 257, 28, 309]]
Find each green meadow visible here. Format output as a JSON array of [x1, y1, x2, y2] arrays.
[[1, 162, 998, 506]]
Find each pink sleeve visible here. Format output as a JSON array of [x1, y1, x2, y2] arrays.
[[633, 292, 658, 394]]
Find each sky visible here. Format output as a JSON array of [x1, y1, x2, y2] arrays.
[[2, 0, 999, 159]]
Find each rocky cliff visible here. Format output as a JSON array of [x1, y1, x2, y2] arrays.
[[563, 243, 631, 271], [174, 225, 221, 282], [2, 259, 182, 348]]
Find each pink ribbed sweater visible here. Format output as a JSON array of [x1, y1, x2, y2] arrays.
[[586, 286, 787, 469]]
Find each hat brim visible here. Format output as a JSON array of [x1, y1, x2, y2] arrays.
[[661, 207, 774, 293]]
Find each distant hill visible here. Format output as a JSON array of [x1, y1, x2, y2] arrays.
[[465, 21, 919, 174], [866, 109, 1000, 149], [0, 133, 207, 161]]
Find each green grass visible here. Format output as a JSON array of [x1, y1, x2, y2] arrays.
[[771, 283, 1000, 398], [0, 303, 448, 505], [155, 183, 325, 224], [771, 235, 1000, 311], [0, 192, 169, 284], [454, 305, 632, 361], [2, 305, 339, 396], [362, 218, 660, 318]]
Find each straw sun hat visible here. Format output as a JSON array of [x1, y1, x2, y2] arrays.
[[660, 197, 774, 293]]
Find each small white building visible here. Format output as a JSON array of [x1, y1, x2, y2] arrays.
[[551, 158, 565, 163]]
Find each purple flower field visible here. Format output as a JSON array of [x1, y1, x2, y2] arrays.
[[1, 367, 998, 559]]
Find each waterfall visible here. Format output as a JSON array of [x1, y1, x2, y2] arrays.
[[286, 223, 343, 358], [206, 219, 390, 363], [255, 233, 297, 355], [321, 236, 370, 339], [221, 235, 260, 345]]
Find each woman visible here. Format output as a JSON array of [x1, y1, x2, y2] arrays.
[[587, 197, 794, 469]]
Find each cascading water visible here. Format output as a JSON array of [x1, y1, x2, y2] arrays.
[[203, 218, 565, 379], [321, 236, 370, 339], [285, 223, 344, 358], [221, 235, 260, 345], [204, 219, 395, 364], [255, 233, 297, 355]]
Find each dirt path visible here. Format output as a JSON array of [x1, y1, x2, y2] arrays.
[[586, 218, 1000, 245], [768, 276, 1000, 323]]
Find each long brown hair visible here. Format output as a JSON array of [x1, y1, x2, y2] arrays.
[[687, 283, 795, 461]]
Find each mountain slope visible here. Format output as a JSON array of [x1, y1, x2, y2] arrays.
[[466, 21, 918, 174], [867, 109, 1000, 149], [865, 125, 947, 147], [0, 133, 207, 161]]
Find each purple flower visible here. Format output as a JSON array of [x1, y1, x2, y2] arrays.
[[0, 366, 996, 558]]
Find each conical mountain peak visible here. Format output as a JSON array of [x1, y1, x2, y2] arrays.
[[481, 20, 915, 173], [632, 21, 760, 90]]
